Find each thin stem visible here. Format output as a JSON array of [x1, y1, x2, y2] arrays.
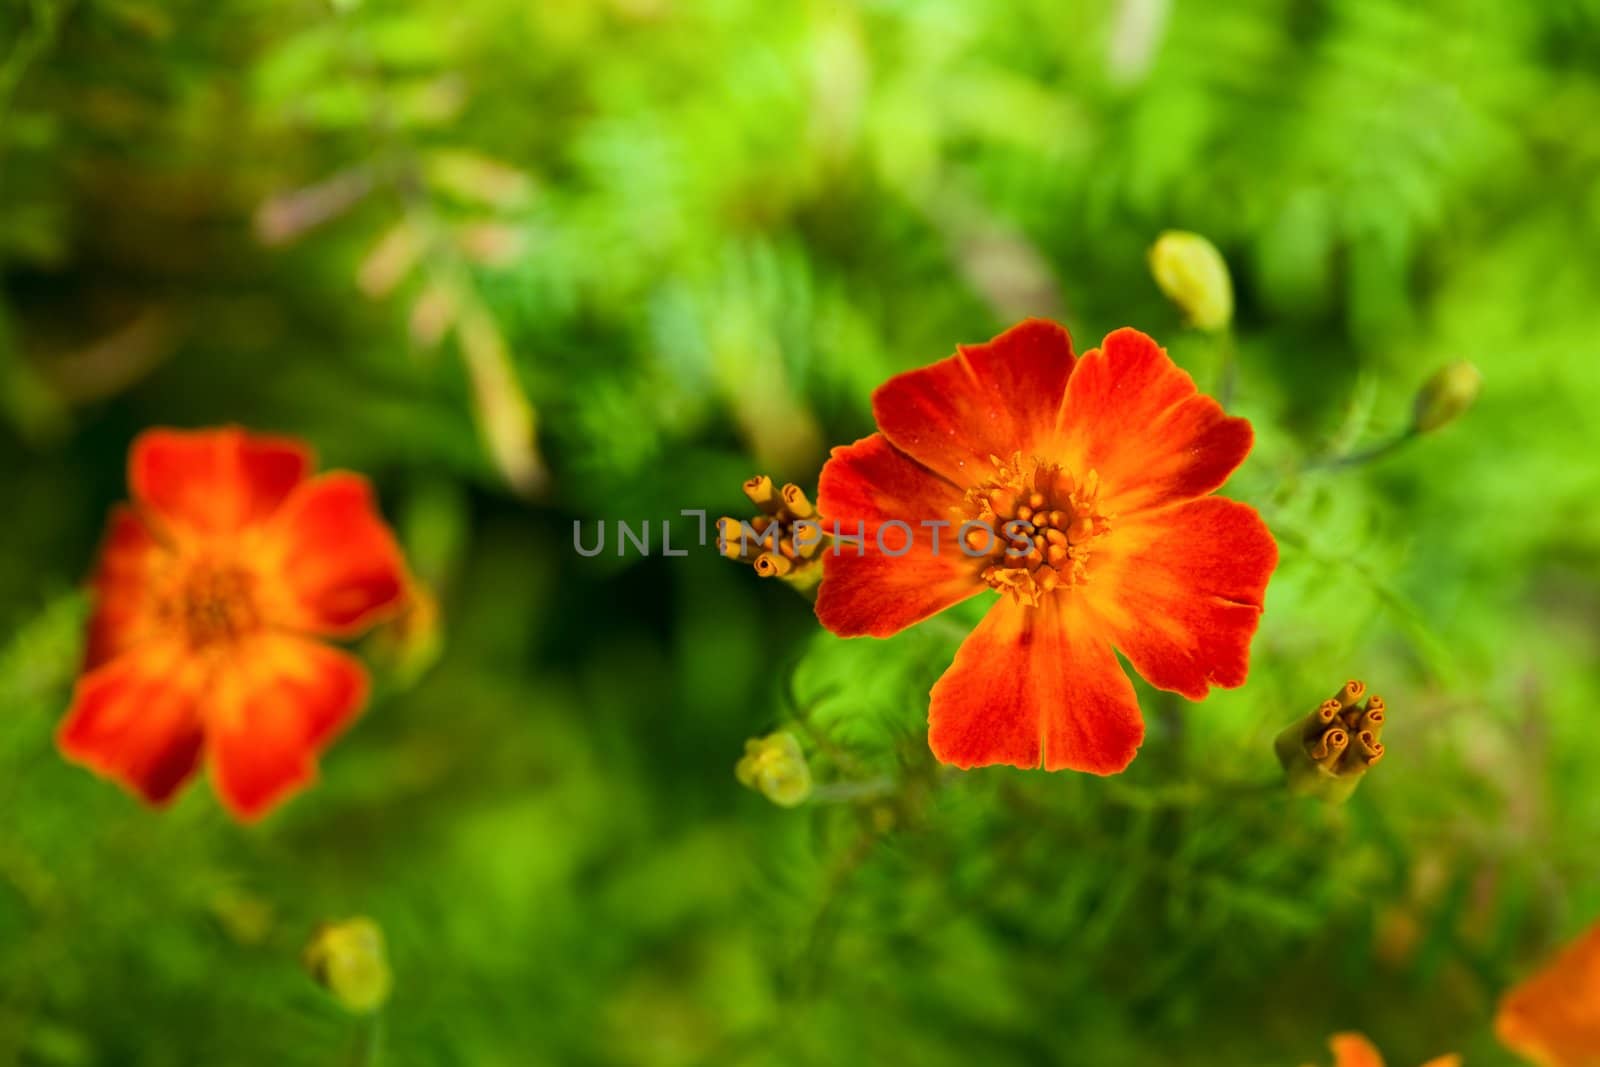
[[1213, 328, 1238, 410], [809, 776, 896, 804], [1303, 428, 1418, 471], [348, 1013, 384, 1067]]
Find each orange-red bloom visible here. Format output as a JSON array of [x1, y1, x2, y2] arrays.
[[1309, 1033, 1460, 1067], [58, 427, 409, 820], [815, 319, 1277, 773], [1496, 919, 1600, 1067]]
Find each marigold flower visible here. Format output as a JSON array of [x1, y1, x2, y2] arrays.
[[814, 319, 1277, 773], [1275, 680, 1387, 803], [1306, 1032, 1460, 1067], [57, 427, 409, 820], [1496, 918, 1600, 1067], [304, 917, 393, 1014]]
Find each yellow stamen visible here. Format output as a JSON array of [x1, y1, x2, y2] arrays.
[[956, 454, 1111, 607]]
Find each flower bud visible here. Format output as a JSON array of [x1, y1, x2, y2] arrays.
[[735, 731, 812, 808], [1148, 230, 1234, 332], [1412, 361, 1481, 434], [1275, 681, 1387, 804], [303, 917, 392, 1014]]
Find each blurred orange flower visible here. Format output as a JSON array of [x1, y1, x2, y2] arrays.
[[1497, 920, 1600, 1067], [57, 427, 410, 820], [815, 319, 1277, 774], [1309, 1033, 1460, 1067]]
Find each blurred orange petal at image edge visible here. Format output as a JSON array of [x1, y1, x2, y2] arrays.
[[1496, 920, 1600, 1067]]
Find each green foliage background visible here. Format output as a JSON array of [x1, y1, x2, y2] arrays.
[[3, 0, 1599, 1063]]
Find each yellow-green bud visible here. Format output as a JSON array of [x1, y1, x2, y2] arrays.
[[1412, 361, 1481, 434], [1275, 681, 1387, 804], [1148, 230, 1234, 332], [303, 918, 392, 1014], [735, 731, 812, 807]]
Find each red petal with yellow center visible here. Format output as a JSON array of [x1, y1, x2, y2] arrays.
[[206, 634, 369, 820], [259, 473, 409, 637], [130, 427, 310, 540], [83, 506, 171, 670], [1056, 328, 1252, 516], [871, 318, 1077, 486], [815, 433, 983, 638], [928, 596, 1143, 773], [1496, 920, 1600, 1067], [57, 638, 207, 806], [1086, 496, 1277, 701], [1327, 1034, 1386, 1067]]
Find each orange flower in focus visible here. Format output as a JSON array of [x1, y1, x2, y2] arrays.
[[1497, 920, 1600, 1067], [58, 428, 409, 820], [815, 319, 1277, 773], [1309, 1033, 1460, 1067]]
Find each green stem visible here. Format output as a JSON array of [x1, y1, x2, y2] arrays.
[[1303, 427, 1418, 471], [809, 776, 895, 804], [1213, 328, 1238, 410], [349, 1013, 384, 1067]]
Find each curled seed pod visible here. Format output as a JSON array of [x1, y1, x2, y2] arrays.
[[1275, 680, 1392, 804]]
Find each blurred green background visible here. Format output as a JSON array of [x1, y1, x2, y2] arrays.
[[4, 0, 1600, 1063]]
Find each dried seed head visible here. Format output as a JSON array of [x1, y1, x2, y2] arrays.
[[1275, 679, 1390, 804]]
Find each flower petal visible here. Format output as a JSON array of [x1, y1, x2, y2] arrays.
[[928, 596, 1144, 773], [206, 634, 369, 821], [815, 433, 984, 638], [871, 318, 1077, 486], [1087, 497, 1277, 701], [83, 506, 172, 670], [1327, 1034, 1386, 1067], [260, 473, 408, 637], [1495, 920, 1600, 1067], [130, 427, 311, 539], [57, 639, 206, 806], [1056, 328, 1252, 516]]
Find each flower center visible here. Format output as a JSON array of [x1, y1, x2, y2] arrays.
[[166, 558, 261, 649], [957, 452, 1111, 608]]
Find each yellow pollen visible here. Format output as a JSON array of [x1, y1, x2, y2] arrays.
[[957, 452, 1112, 607]]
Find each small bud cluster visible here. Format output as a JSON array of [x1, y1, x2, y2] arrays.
[[1275, 680, 1387, 804], [735, 731, 813, 808], [716, 476, 827, 590]]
